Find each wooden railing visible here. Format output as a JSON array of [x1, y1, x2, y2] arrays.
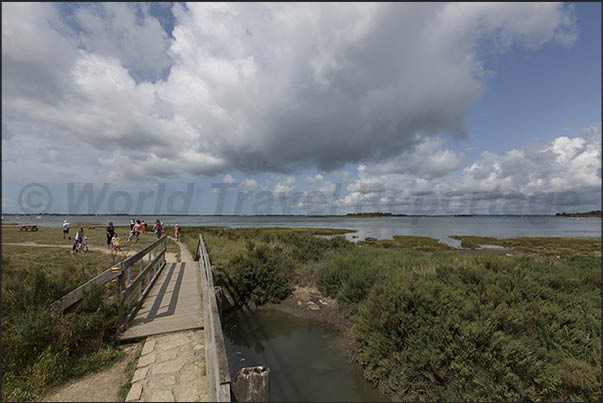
[[50, 236, 168, 327], [199, 234, 232, 402], [198, 234, 270, 402]]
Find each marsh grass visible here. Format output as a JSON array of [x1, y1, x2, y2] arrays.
[[359, 235, 455, 251], [451, 235, 601, 256], [184, 227, 601, 401], [2, 244, 123, 401]]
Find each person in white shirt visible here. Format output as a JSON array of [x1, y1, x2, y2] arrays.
[[62, 220, 70, 239]]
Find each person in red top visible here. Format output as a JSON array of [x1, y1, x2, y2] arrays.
[[141, 220, 147, 234], [153, 219, 163, 239]]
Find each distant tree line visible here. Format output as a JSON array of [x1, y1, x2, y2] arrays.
[[555, 210, 601, 217], [345, 212, 407, 217]]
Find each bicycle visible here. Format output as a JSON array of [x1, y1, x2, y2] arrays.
[[74, 236, 89, 253]]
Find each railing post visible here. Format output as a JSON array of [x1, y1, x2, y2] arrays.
[[117, 262, 125, 324], [127, 264, 131, 286]]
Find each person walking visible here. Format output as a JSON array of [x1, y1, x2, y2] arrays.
[[141, 220, 146, 234], [130, 218, 135, 231], [106, 221, 115, 249], [153, 219, 163, 239], [128, 220, 142, 243], [62, 219, 70, 239]]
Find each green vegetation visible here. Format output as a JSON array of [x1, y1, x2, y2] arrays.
[[1, 246, 121, 401], [359, 235, 454, 251], [1, 225, 179, 401], [556, 210, 601, 217], [451, 235, 601, 256], [181, 226, 354, 304], [2, 224, 180, 258], [184, 227, 601, 401]]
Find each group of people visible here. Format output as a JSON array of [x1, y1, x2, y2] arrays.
[[104, 219, 183, 250], [63, 218, 184, 254]]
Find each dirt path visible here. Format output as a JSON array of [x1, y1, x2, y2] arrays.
[[168, 236, 194, 263], [4, 241, 178, 261], [2, 242, 115, 254], [42, 344, 141, 402]]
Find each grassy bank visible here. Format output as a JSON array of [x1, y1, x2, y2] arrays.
[[451, 235, 601, 256], [1, 225, 179, 401], [184, 227, 601, 401]]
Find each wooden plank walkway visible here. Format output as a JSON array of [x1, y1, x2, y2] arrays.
[[119, 260, 204, 341]]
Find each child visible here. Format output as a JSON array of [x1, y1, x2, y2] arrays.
[[177, 225, 183, 242], [112, 233, 121, 251]]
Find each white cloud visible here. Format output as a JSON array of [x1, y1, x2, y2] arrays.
[[1, 2, 580, 183], [242, 178, 258, 191], [339, 126, 601, 213], [364, 136, 464, 179], [222, 174, 236, 185]]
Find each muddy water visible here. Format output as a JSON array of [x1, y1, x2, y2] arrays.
[[222, 309, 386, 402]]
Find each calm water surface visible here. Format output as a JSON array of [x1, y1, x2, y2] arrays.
[[4, 215, 600, 247], [222, 309, 385, 402]]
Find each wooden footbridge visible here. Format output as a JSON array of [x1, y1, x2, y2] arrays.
[[50, 234, 269, 402]]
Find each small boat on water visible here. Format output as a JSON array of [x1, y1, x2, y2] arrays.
[[36, 215, 42, 219]]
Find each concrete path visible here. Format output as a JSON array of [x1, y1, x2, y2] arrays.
[[125, 239, 208, 402]]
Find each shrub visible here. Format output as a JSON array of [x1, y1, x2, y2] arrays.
[[228, 242, 294, 306], [2, 250, 121, 402], [351, 255, 601, 401]]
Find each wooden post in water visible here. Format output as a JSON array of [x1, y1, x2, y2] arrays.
[[231, 366, 270, 402]]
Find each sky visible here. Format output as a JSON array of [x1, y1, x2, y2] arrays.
[[2, 2, 601, 215]]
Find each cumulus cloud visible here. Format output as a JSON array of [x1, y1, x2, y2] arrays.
[[339, 126, 602, 214], [242, 178, 257, 191], [272, 176, 297, 197], [1, 2, 579, 182], [363, 136, 464, 179]]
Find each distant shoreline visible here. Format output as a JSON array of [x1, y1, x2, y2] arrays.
[[2, 213, 601, 218], [554, 210, 601, 218]]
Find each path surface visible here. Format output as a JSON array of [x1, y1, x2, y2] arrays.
[[2, 242, 114, 254], [119, 239, 203, 341], [42, 344, 141, 402], [125, 238, 208, 402], [2, 241, 178, 261]]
